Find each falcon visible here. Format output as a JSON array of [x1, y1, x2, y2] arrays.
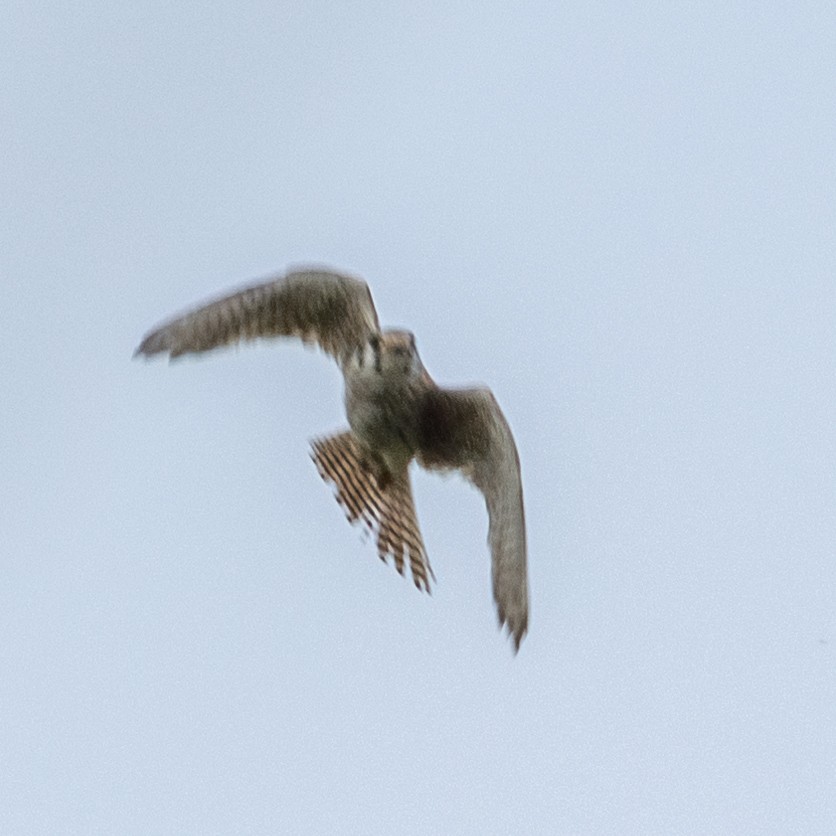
[[135, 268, 528, 649]]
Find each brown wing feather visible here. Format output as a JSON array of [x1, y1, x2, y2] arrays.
[[311, 431, 434, 592], [417, 386, 528, 650], [134, 268, 380, 362]]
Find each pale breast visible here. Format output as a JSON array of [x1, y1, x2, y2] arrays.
[[343, 364, 422, 470]]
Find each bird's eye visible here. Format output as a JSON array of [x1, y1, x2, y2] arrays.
[[369, 335, 380, 352]]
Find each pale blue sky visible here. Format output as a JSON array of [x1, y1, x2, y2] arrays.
[[3, 2, 835, 833]]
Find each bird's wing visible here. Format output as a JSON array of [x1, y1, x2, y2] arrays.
[[134, 268, 380, 362], [416, 386, 528, 650]]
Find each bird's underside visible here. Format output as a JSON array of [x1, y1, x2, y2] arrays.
[[135, 267, 529, 650]]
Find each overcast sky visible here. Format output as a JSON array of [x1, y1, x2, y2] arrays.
[[3, 2, 835, 833]]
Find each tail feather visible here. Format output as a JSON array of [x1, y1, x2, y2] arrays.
[[310, 431, 434, 592]]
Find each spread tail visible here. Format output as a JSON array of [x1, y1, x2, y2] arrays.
[[310, 431, 434, 592]]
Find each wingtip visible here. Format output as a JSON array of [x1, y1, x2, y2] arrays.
[[412, 573, 432, 595], [508, 627, 526, 655], [133, 333, 159, 360], [133, 335, 180, 362], [498, 610, 527, 654], [133, 326, 180, 360]]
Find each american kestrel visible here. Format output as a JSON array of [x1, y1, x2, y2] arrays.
[[135, 268, 528, 649]]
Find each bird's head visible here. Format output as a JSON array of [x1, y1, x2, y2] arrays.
[[357, 329, 423, 381]]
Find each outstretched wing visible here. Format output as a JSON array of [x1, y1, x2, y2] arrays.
[[134, 268, 380, 363], [416, 386, 528, 651]]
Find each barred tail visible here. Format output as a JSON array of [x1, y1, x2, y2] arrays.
[[310, 431, 434, 592]]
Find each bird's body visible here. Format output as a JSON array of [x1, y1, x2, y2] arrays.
[[136, 268, 529, 650], [343, 331, 425, 473]]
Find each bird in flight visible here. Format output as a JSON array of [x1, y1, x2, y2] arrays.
[[135, 268, 528, 650]]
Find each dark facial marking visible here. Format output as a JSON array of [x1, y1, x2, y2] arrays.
[[369, 334, 381, 372]]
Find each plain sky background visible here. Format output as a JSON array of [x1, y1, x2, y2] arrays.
[[3, 2, 835, 833]]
